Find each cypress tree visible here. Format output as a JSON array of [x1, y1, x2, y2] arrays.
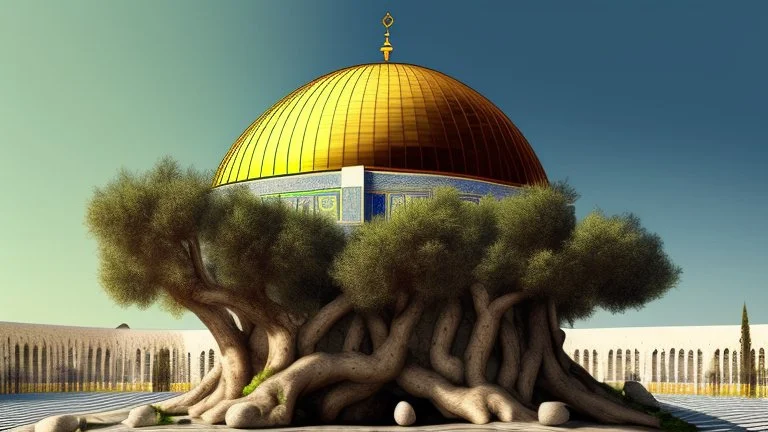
[[740, 303, 754, 396]]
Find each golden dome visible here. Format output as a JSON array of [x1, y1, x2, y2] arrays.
[[213, 63, 547, 187]]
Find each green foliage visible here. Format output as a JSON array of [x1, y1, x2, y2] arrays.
[[87, 157, 345, 316], [475, 183, 577, 294], [151, 405, 174, 425], [331, 187, 496, 309], [740, 303, 754, 395], [85, 157, 211, 309], [524, 210, 682, 324], [242, 367, 274, 397], [202, 186, 346, 313]]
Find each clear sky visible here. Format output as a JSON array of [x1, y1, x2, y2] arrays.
[[1, 1, 766, 330]]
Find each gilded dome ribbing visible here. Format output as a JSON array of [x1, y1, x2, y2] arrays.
[[213, 63, 547, 187]]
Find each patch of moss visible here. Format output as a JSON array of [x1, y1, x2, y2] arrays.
[[654, 410, 698, 432], [243, 367, 274, 397], [277, 386, 287, 405], [599, 382, 697, 431], [151, 405, 174, 426]]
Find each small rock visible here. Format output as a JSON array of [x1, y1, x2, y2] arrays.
[[35, 415, 80, 432], [394, 401, 416, 426], [122, 405, 158, 428], [538, 401, 569, 426], [624, 380, 660, 408]]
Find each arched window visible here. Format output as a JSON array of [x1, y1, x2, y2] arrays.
[[723, 349, 730, 384], [669, 348, 676, 383], [14, 344, 21, 393], [23, 344, 29, 391], [172, 348, 177, 383], [135, 349, 141, 383], [68, 347, 76, 388], [713, 349, 721, 386], [660, 351, 667, 382], [733, 351, 739, 384], [592, 350, 598, 379], [583, 349, 590, 374], [697, 350, 703, 385], [625, 349, 631, 381], [678, 349, 685, 383], [104, 348, 110, 386], [616, 349, 623, 381], [687, 350, 694, 383], [574, 350, 580, 364], [608, 350, 614, 380], [41, 346, 48, 389], [96, 347, 103, 385], [635, 349, 640, 380], [652, 350, 658, 382], [199, 351, 205, 380], [144, 351, 151, 383], [32, 345, 39, 392], [208, 349, 215, 372], [187, 352, 191, 382]]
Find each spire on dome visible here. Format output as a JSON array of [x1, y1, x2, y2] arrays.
[[380, 12, 394, 62]]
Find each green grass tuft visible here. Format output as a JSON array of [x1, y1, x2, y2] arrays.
[[654, 410, 698, 432], [151, 405, 174, 425], [599, 382, 698, 431], [242, 367, 274, 396]]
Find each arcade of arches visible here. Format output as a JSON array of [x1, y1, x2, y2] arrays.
[[0, 322, 217, 394], [2, 322, 767, 396], [563, 325, 768, 396]]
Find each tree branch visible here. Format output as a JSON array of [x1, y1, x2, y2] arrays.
[[430, 299, 464, 384], [465, 286, 529, 386], [298, 295, 352, 356]]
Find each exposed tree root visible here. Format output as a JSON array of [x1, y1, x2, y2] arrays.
[[534, 305, 660, 428], [158, 362, 222, 414], [465, 284, 527, 386], [430, 299, 464, 384], [516, 305, 544, 404], [497, 314, 521, 391], [298, 295, 352, 356], [158, 293, 661, 429], [320, 313, 386, 422], [397, 364, 537, 424], [342, 314, 366, 352], [215, 301, 424, 427]]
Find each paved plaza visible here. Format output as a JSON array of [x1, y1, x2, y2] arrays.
[[2, 393, 768, 431]]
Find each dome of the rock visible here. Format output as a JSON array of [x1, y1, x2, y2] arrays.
[[212, 62, 548, 227], [212, 63, 547, 188]]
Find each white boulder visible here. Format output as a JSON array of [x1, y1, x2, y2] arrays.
[[394, 401, 416, 426], [35, 415, 80, 432], [121, 405, 158, 428], [538, 401, 569, 426]]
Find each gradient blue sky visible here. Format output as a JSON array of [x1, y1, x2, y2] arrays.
[[1, 1, 766, 330]]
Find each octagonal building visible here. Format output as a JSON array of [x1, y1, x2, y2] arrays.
[[212, 63, 547, 227]]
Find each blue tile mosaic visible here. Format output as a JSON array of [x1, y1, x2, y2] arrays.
[[218, 171, 341, 196], [370, 193, 386, 217], [341, 187, 362, 223], [365, 171, 518, 199]]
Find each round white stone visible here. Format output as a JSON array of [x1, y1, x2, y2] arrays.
[[538, 401, 569, 426], [35, 415, 79, 432], [394, 400, 416, 426], [122, 405, 158, 428]]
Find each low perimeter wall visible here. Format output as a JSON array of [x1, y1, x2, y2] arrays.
[[1, 321, 767, 396]]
